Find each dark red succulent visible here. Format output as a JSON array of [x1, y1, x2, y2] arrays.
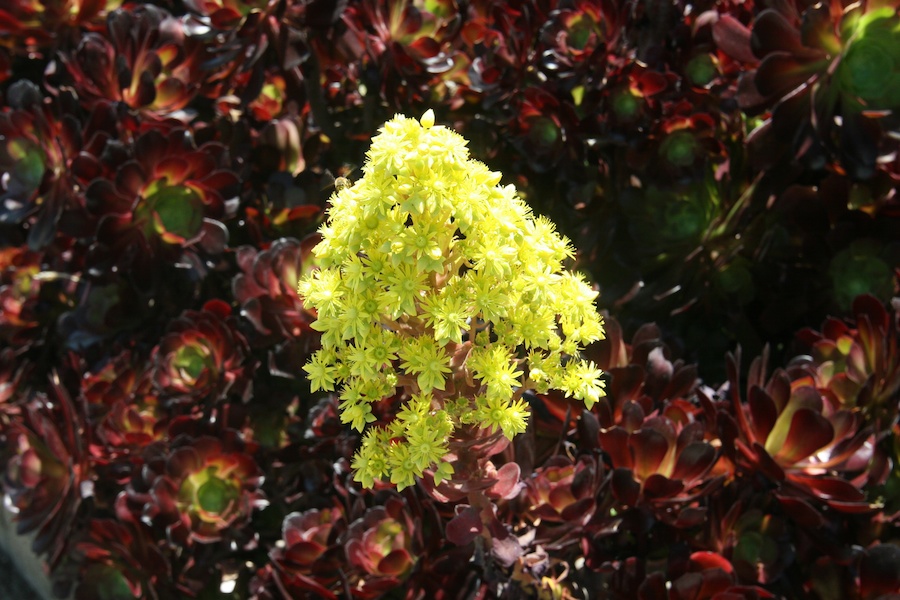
[[791, 295, 900, 426], [119, 433, 266, 546], [78, 350, 164, 464], [0, 81, 118, 249], [53, 5, 212, 121], [268, 504, 347, 599], [232, 236, 318, 346], [339, 0, 460, 107], [589, 318, 701, 427], [598, 412, 722, 515], [0, 0, 116, 58], [3, 381, 85, 567], [714, 349, 879, 522], [537, 0, 620, 76], [0, 246, 43, 346], [151, 300, 252, 406], [639, 551, 776, 600], [703, 490, 796, 587], [524, 454, 604, 526], [341, 493, 423, 599], [70, 519, 170, 600], [730, 0, 900, 179], [85, 127, 237, 271]]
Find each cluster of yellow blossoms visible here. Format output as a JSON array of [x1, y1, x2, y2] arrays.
[[298, 110, 605, 490]]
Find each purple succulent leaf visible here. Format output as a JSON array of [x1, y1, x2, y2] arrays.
[[445, 506, 482, 546]]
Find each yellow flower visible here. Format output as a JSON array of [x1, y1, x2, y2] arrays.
[[297, 110, 606, 490]]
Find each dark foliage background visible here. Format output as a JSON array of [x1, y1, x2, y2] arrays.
[[0, 0, 899, 598]]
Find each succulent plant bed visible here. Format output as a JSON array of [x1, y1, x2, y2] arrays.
[[1, 0, 899, 599]]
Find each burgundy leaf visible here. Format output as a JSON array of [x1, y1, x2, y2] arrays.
[[671, 442, 716, 482], [445, 506, 482, 546], [611, 467, 640, 506], [773, 408, 833, 465], [712, 14, 757, 63], [642, 474, 683, 499], [631, 427, 669, 480]]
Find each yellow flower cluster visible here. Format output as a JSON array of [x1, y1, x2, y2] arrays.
[[297, 110, 605, 490]]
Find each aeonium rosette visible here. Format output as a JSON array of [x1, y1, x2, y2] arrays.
[[297, 110, 606, 490]]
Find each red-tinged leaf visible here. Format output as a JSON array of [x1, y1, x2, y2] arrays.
[[825, 499, 876, 513], [115, 161, 146, 198], [690, 551, 734, 574], [608, 365, 645, 404], [773, 408, 833, 465], [775, 494, 824, 529], [750, 9, 804, 56], [135, 129, 167, 167], [632, 322, 662, 347], [560, 497, 596, 524], [611, 467, 640, 506], [578, 409, 601, 450], [853, 294, 889, 328], [445, 506, 482, 546], [487, 462, 521, 500], [673, 506, 707, 528], [631, 427, 669, 480], [202, 298, 232, 320], [754, 52, 818, 100], [284, 541, 328, 566], [155, 155, 190, 183], [789, 474, 865, 502], [210, 8, 243, 29], [672, 570, 732, 600], [598, 427, 631, 469], [166, 446, 201, 478], [666, 364, 699, 399], [198, 218, 229, 254], [377, 549, 412, 576], [671, 442, 716, 482], [70, 151, 102, 181], [748, 386, 777, 441], [749, 442, 785, 482], [621, 399, 644, 432], [713, 14, 757, 63], [642, 474, 683, 499]]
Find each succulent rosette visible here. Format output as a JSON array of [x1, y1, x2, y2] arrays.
[[599, 412, 721, 513], [0, 246, 44, 347], [268, 505, 347, 599], [341, 494, 422, 598], [70, 519, 170, 600], [85, 127, 237, 269], [0, 0, 118, 58], [640, 551, 776, 600], [0, 81, 118, 249], [233, 236, 318, 347], [715, 350, 879, 520], [791, 294, 900, 433], [151, 300, 252, 406], [538, 0, 619, 75], [78, 351, 164, 463], [731, 0, 900, 178], [339, 0, 459, 106], [3, 384, 85, 567], [523, 454, 604, 531], [120, 434, 266, 546], [54, 5, 211, 121]]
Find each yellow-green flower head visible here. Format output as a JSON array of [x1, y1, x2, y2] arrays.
[[297, 110, 606, 490]]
